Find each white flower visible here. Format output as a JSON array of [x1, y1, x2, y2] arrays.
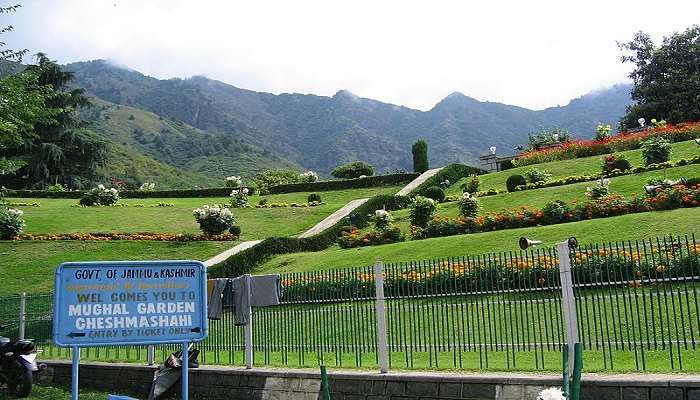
[[110, 188, 118, 194], [598, 178, 611, 187], [375, 209, 389, 217], [7, 208, 23, 217], [359, 175, 368, 179], [97, 184, 105, 190], [537, 387, 565, 400], [242, 188, 249, 195], [462, 192, 472, 199]]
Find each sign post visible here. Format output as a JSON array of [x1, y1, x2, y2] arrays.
[[53, 260, 208, 400]]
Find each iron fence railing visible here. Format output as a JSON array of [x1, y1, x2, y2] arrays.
[[0, 234, 698, 372]]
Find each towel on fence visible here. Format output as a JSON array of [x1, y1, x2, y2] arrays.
[[250, 274, 281, 307], [231, 275, 251, 325], [207, 278, 229, 320]]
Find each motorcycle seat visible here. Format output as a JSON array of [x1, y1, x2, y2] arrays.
[[0, 337, 10, 347]]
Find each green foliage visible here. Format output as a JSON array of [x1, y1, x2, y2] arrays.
[[0, 4, 27, 63], [252, 169, 302, 194], [331, 161, 374, 179], [79, 185, 119, 206], [422, 186, 445, 202], [0, 206, 24, 239], [412, 140, 429, 173], [192, 204, 235, 236], [307, 193, 322, 203], [461, 174, 480, 193], [458, 193, 479, 218], [412, 163, 485, 196], [595, 124, 613, 141], [410, 196, 437, 227], [619, 26, 700, 126], [542, 200, 572, 224], [228, 224, 242, 237], [338, 225, 403, 248], [641, 137, 672, 165], [373, 209, 393, 231], [527, 127, 571, 151], [506, 174, 527, 192], [523, 168, 552, 184], [268, 173, 417, 194], [586, 179, 611, 200], [601, 153, 631, 173]]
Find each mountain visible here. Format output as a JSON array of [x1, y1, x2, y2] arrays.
[[66, 60, 632, 175]]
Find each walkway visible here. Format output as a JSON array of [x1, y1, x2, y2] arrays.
[[396, 168, 442, 196], [203, 239, 262, 267], [297, 198, 369, 238]]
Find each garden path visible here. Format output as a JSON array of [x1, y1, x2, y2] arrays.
[[396, 167, 442, 196], [204, 169, 443, 266]]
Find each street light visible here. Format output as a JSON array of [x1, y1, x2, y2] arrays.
[[638, 118, 646, 127], [489, 146, 497, 155]]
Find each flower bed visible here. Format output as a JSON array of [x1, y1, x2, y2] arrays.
[[71, 202, 175, 208], [3, 201, 41, 207], [279, 242, 700, 301], [514, 121, 700, 166], [411, 183, 700, 240], [337, 226, 404, 248], [251, 201, 325, 209], [12, 232, 238, 241], [514, 155, 700, 192]]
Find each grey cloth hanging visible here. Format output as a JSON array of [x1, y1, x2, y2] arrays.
[[231, 274, 251, 325], [250, 274, 281, 307], [207, 278, 229, 320]]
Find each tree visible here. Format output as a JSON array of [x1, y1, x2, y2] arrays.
[[2, 54, 108, 188], [412, 140, 429, 173], [618, 26, 700, 128], [0, 4, 28, 63]]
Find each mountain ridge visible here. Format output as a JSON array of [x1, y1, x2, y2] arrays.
[[65, 59, 633, 175]]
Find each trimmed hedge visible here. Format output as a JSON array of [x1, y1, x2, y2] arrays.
[[267, 173, 418, 194], [411, 163, 486, 197], [5, 187, 255, 199], [208, 193, 411, 277]]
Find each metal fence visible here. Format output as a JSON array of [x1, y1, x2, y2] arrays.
[[1, 234, 698, 372]]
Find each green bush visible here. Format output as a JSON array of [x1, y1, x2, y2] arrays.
[[258, 198, 268, 206], [641, 137, 672, 165], [252, 169, 303, 194], [422, 186, 445, 202], [524, 168, 552, 184], [193, 205, 235, 236], [458, 193, 479, 217], [461, 174, 480, 193], [410, 196, 437, 227], [542, 200, 572, 224], [228, 225, 242, 237], [79, 185, 119, 206], [499, 159, 515, 171], [601, 153, 631, 173], [0, 207, 24, 239], [412, 140, 429, 173], [527, 127, 571, 150], [506, 174, 527, 192], [307, 193, 322, 203], [331, 161, 375, 179]]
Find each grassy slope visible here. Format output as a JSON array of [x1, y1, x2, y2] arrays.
[[254, 207, 700, 274], [83, 97, 300, 180], [450, 139, 700, 195], [8, 186, 401, 240], [0, 241, 232, 295]]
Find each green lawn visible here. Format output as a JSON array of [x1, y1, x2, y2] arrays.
[[254, 207, 700, 274], [0, 241, 232, 295], [449, 139, 700, 195], [7, 186, 401, 240], [0, 386, 115, 400]]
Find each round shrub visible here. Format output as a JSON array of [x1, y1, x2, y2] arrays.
[[410, 196, 436, 227], [228, 225, 242, 237], [461, 174, 480, 193], [79, 185, 119, 206], [307, 193, 322, 203], [422, 186, 445, 202], [258, 198, 268, 206], [0, 207, 25, 239], [602, 153, 631, 173], [458, 193, 479, 217], [331, 161, 374, 179], [524, 168, 552, 184], [193, 204, 235, 236], [506, 174, 527, 192], [641, 137, 672, 165]]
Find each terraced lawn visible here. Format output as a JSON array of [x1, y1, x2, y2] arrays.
[[449, 139, 700, 195], [6, 185, 402, 240], [254, 207, 700, 274]]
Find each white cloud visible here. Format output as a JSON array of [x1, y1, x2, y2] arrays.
[[4, 0, 699, 110]]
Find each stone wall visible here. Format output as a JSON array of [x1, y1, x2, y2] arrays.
[[38, 361, 700, 400]]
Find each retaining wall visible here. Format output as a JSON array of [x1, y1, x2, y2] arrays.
[[38, 361, 700, 400]]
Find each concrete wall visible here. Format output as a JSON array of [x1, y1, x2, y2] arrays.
[[38, 361, 700, 400]]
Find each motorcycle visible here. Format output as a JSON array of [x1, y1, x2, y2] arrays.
[[147, 346, 199, 400], [0, 336, 45, 398]]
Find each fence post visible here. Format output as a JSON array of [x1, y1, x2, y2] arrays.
[[18, 292, 26, 340], [557, 241, 579, 373], [373, 260, 389, 373], [147, 345, 155, 365]]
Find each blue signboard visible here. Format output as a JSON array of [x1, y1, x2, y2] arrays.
[[53, 260, 208, 347]]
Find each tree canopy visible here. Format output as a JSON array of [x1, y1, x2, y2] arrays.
[[618, 25, 700, 128]]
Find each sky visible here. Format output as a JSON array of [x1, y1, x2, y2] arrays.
[[3, 0, 699, 111]]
